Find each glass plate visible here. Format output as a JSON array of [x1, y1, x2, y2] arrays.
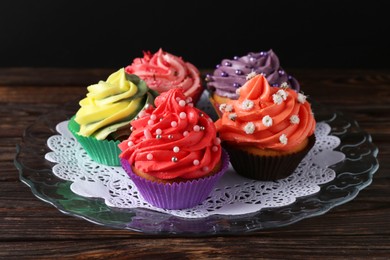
[[15, 98, 379, 236]]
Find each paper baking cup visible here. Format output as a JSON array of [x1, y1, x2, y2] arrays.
[[121, 149, 229, 210], [68, 117, 121, 166], [223, 135, 316, 181]]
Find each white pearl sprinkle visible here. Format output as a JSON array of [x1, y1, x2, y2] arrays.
[[148, 119, 154, 126], [147, 153, 153, 160], [155, 128, 162, 135], [138, 111, 145, 118], [212, 146, 218, 152], [179, 112, 186, 119], [225, 104, 233, 112], [176, 97, 180, 102], [179, 100, 186, 107], [280, 82, 289, 89], [228, 113, 237, 121], [144, 129, 152, 139], [127, 141, 133, 146], [298, 93, 307, 104], [188, 103, 194, 107], [219, 103, 227, 112], [276, 89, 288, 100], [213, 137, 221, 145], [150, 114, 157, 120], [202, 166, 209, 172], [272, 93, 283, 105], [262, 115, 273, 127], [193, 125, 200, 132], [193, 159, 199, 166], [241, 99, 254, 110], [173, 146, 180, 153], [244, 122, 255, 134], [183, 131, 189, 136], [280, 134, 288, 145], [246, 71, 257, 81], [186, 97, 192, 103], [290, 115, 300, 124], [171, 121, 178, 127]]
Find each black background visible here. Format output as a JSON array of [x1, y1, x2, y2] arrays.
[[1, 0, 389, 69]]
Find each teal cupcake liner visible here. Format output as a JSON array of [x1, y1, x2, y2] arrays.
[[68, 116, 121, 166]]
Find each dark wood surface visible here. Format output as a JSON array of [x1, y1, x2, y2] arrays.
[[1, 68, 389, 259]]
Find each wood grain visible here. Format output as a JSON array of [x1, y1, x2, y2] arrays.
[[1, 68, 389, 259]]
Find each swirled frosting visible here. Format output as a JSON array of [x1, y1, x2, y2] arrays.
[[206, 49, 300, 99], [74, 68, 153, 140], [119, 88, 222, 180], [215, 74, 315, 151], [125, 48, 202, 101]]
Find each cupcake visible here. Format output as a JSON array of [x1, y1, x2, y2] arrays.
[[118, 88, 229, 209], [206, 49, 300, 117], [68, 68, 155, 166], [125, 48, 203, 105], [215, 73, 316, 181]]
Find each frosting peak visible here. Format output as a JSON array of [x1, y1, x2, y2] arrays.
[[119, 88, 221, 180], [215, 74, 315, 151], [206, 49, 300, 99], [125, 48, 202, 101], [74, 68, 154, 140]]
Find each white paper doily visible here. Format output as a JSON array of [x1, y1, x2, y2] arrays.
[[44, 120, 345, 219]]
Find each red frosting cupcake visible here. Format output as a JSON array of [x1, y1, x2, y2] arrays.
[[119, 88, 229, 209], [125, 48, 204, 105]]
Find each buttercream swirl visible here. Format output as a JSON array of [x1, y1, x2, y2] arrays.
[[206, 49, 300, 99], [125, 48, 202, 102], [74, 68, 153, 140], [215, 74, 315, 151], [119, 88, 221, 180]]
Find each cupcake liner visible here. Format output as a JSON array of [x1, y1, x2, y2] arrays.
[[191, 86, 205, 106], [68, 116, 121, 166], [208, 95, 223, 118], [121, 149, 230, 210], [223, 135, 316, 181]]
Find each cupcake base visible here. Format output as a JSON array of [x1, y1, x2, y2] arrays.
[[223, 135, 316, 181], [68, 117, 121, 166], [120, 149, 230, 210]]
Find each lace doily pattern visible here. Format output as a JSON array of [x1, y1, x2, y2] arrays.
[[45, 119, 344, 219]]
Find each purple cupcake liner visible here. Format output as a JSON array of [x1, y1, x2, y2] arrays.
[[121, 149, 229, 210]]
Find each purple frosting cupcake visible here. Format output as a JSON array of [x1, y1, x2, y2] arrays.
[[206, 49, 300, 100]]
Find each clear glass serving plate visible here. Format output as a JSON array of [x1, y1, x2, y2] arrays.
[[15, 98, 379, 236]]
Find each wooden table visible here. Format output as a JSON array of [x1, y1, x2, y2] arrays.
[[1, 68, 388, 259]]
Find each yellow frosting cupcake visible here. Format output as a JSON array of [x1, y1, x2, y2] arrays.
[[68, 68, 155, 166]]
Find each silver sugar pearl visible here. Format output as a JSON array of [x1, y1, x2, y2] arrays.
[[171, 157, 178, 162]]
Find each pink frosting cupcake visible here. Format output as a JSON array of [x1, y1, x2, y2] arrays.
[[119, 88, 229, 209], [125, 48, 204, 105]]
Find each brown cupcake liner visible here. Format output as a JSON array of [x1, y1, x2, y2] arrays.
[[223, 135, 316, 181]]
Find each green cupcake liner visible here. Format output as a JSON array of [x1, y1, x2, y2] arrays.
[[68, 116, 121, 166]]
